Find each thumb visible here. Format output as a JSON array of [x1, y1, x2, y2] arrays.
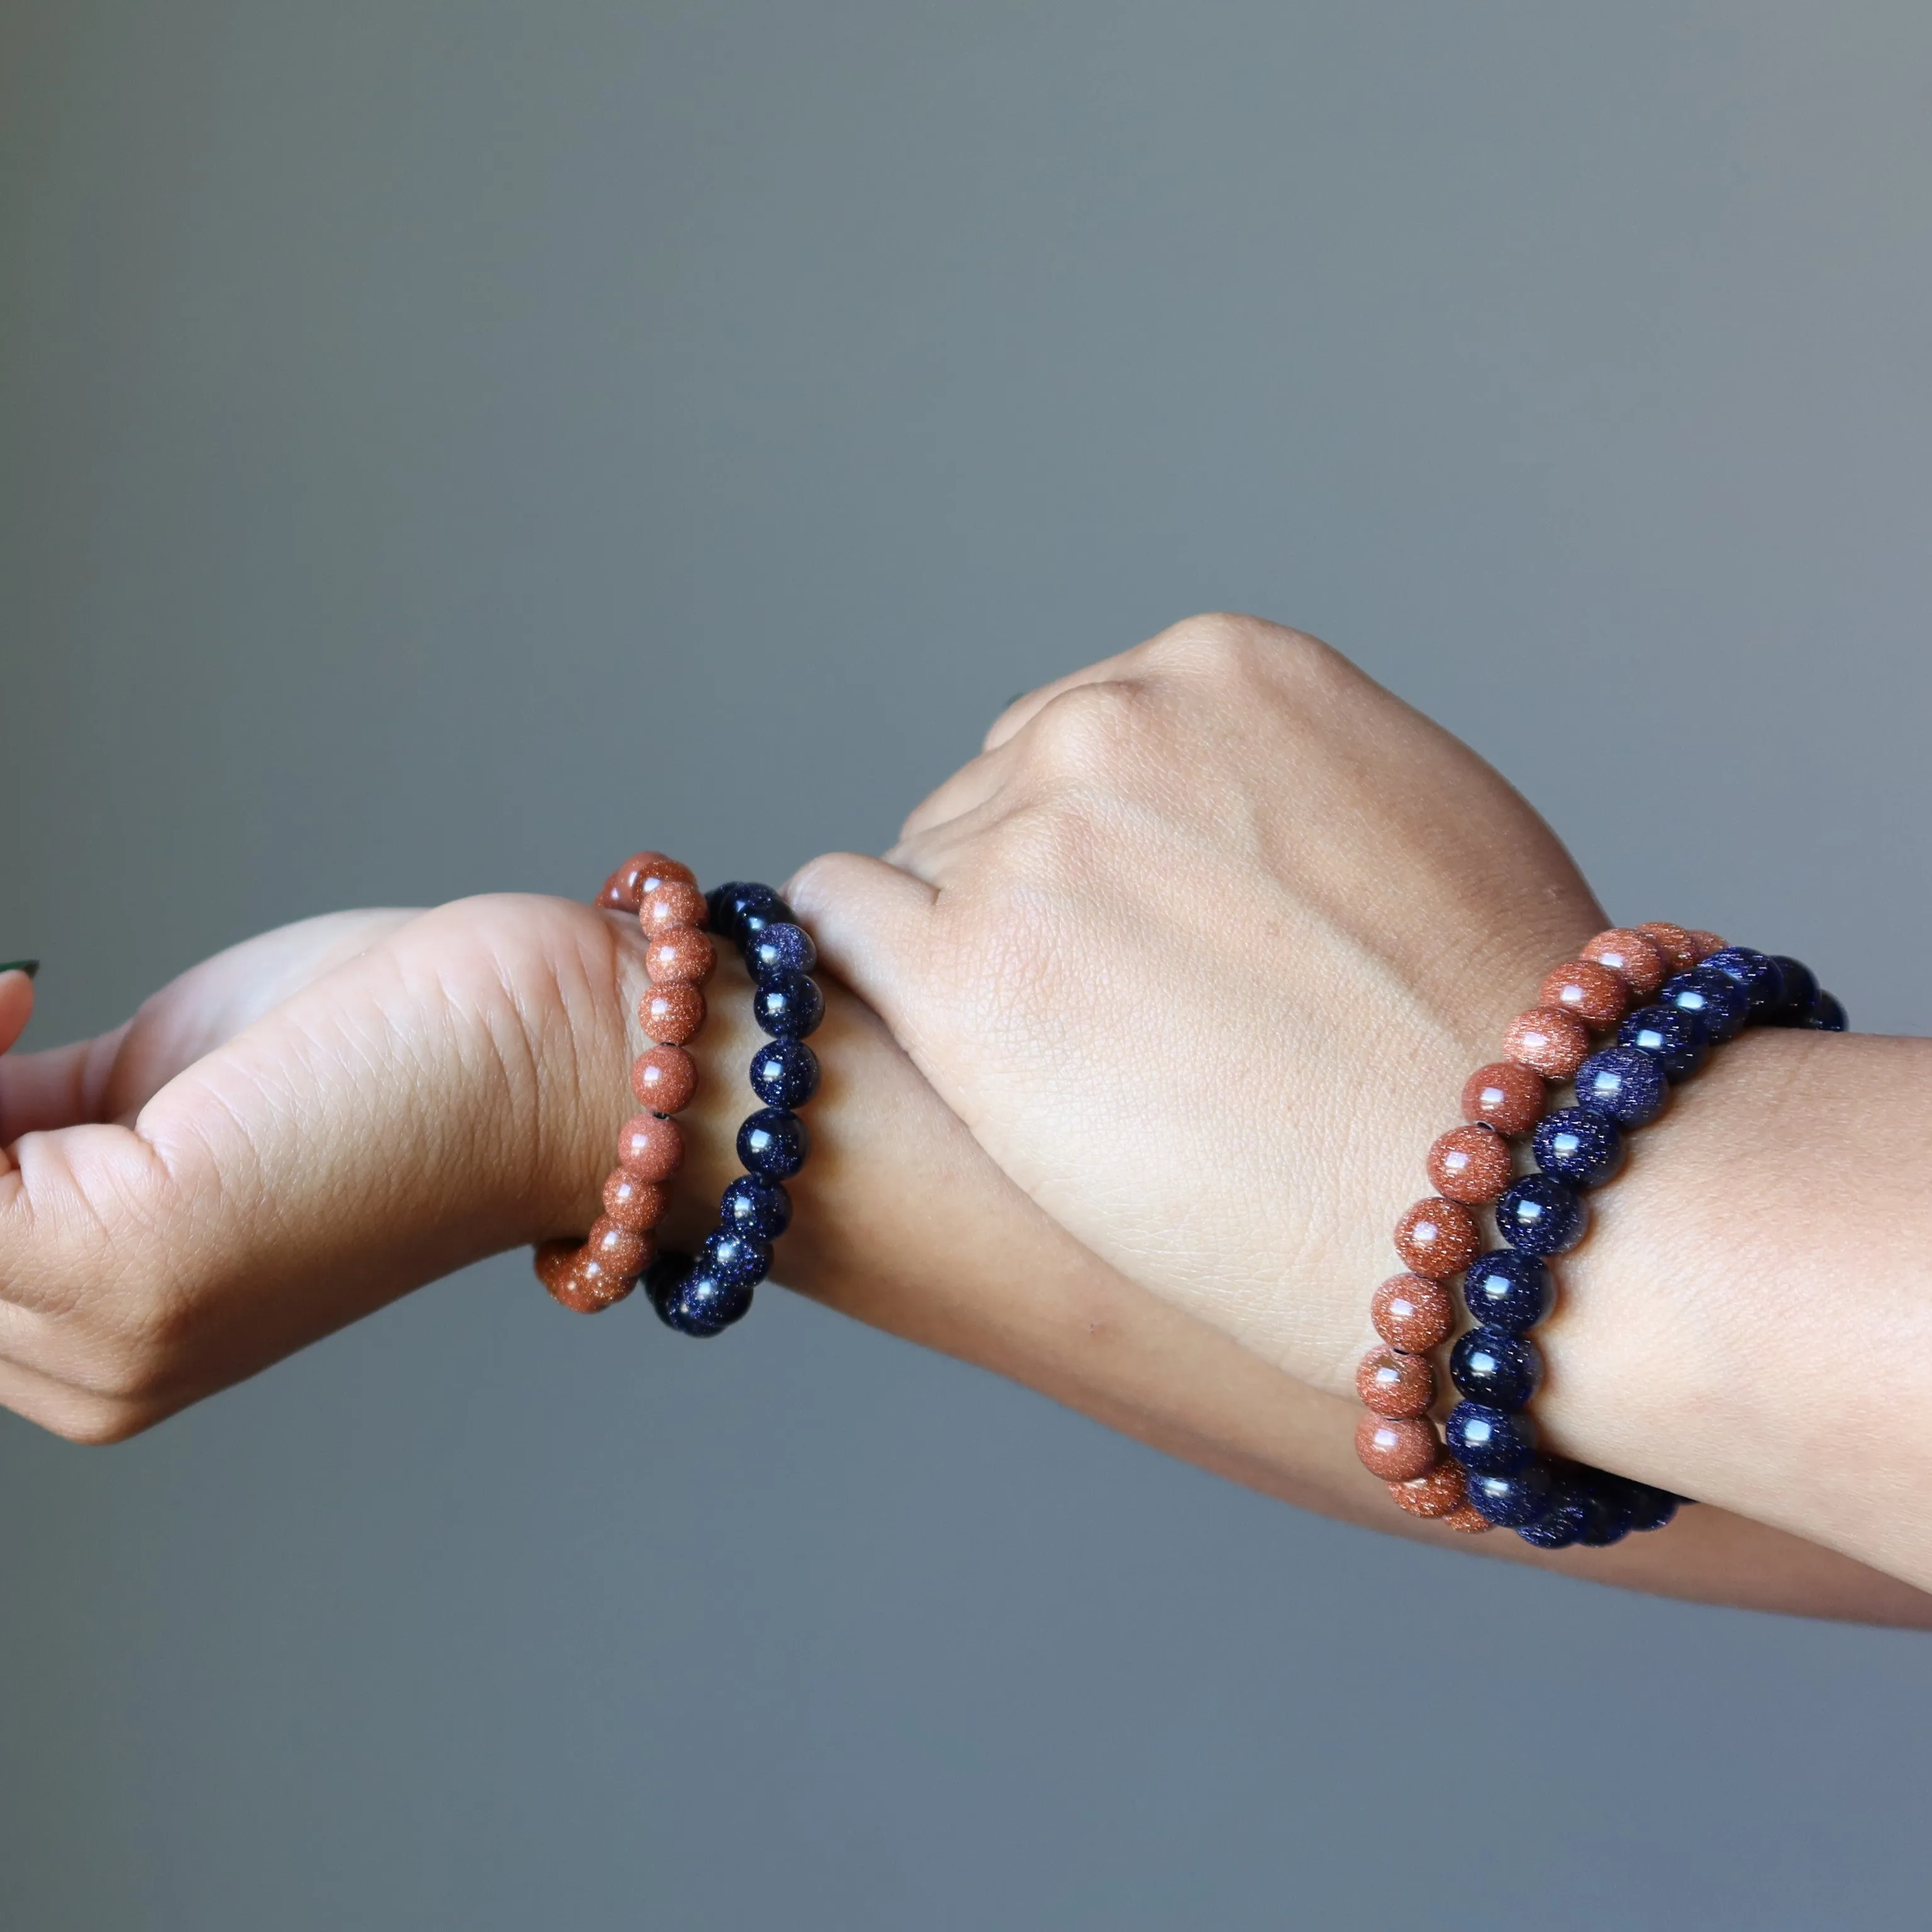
[[784, 852, 936, 1052]]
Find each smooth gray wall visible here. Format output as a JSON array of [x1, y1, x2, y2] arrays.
[[4, 3, 1930, 1926]]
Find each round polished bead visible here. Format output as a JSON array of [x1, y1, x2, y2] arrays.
[[706, 881, 749, 932], [616, 1112, 684, 1180], [719, 1174, 793, 1240], [1502, 1006, 1594, 1080], [752, 969, 824, 1040], [1460, 1250, 1554, 1333], [1496, 1174, 1587, 1255], [1462, 1061, 1546, 1136], [1701, 947, 1785, 1019], [747, 921, 818, 980], [712, 882, 780, 942], [701, 1228, 774, 1291], [564, 1248, 635, 1311], [738, 1106, 809, 1179], [630, 1043, 697, 1114], [1450, 1328, 1543, 1410], [1371, 1273, 1457, 1353], [1661, 967, 1750, 1043], [1447, 1401, 1538, 1474], [602, 1170, 668, 1233], [534, 1238, 592, 1309], [1635, 923, 1703, 975], [586, 1216, 648, 1281], [1466, 1461, 1555, 1528], [662, 1266, 755, 1337], [1685, 930, 1727, 963], [1387, 1458, 1468, 1519], [1623, 1481, 1682, 1533], [1539, 959, 1630, 1029], [1425, 1123, 1513, 1204], [1806, 989, 1848, 1031], [1355, 1413, 1440, 1482], [598, 852, 696, 913], [737, 894, 799, 949], [1516, 1477, 1589, 1549], [1582, 929, 1668, 998], [1532, 1106, 1623, 1189], [646, 927, 717, 987], [639, 982, 706, 1046], [1574, 1045, 1668, 1128], [1767, 955, 1820, 1025], [641, 879, 711, 933], [1576, 1476, 1636, 1546], [1392, 1197, 1483, 1279], [749, 1038, 821, 1110], [643, 1247, 691, 1319], [1356, 1346, 1436, 1418], [1618, 1004, 1710, 1083], [1442, 1503, 1495, 1534]]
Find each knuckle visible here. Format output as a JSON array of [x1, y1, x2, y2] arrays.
[[44, 1390, 154, 1445], [1146, 611, 1348, 691], [1023, 680, 1145, 777]]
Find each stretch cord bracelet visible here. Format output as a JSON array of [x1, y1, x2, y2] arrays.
[[640, 881, 825, 1338], [535, 852, 716, 1314], [1356, 921, 1848, 1548]]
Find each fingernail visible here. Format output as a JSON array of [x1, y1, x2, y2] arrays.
[[0, 960, 39, 980]]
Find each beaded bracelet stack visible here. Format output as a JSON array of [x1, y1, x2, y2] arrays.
[[1355, 922, 1846, 1550], [533, 861, 824, 1340]]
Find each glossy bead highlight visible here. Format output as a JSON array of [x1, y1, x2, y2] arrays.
[[1355, 1413, 1441, 1482], [1701, 947, 1785, 1019], [738, 1106, 810, 1180], [1462, 1061, 1545, 1136], [1426, 1123, 1514, 1204], [752, 969, 825, 1040], [749, 1038, 821, 1109], [1465, 1462, 1555, 1528], [1356, 1346, 1436, 1418], [1618, 1004, 1710, 1083], [1538, 959, 1629, 1028], [1574, 1045, 1668, 1127], [1532, 1106, 1623, 1188], [1371, 1274, 1457, 1352], [1502, 1006, 1594, 1080], [1450, 1328, 1544, 1410], [1496, 1174, 1587, 1256], [1460, 1250, 1554, 1334], [1392, 1197, 1483, 1279], [1446, 1402, 1538, 1475], [1581, 928, 1667, 997], [747, 921, 819, 980], [719, 1174, 793, 1240], [1660, 967, 1749, 1043]]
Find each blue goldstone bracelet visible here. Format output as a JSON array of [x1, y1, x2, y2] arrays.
[[643, 882, 824, 1337], [1447, 942, 1846, 1548]]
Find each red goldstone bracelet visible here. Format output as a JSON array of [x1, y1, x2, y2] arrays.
[[1353, 921, 1726, 1536], [533, 851, 717, 1313]]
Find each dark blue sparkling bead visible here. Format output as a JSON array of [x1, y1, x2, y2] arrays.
[[1461, 1250, 1555, 1334], [719, 1174, 792, 1240], [1450, 1328, 1544, 1411], [1496, 1174, 1587, 1257], [644, 1247, 692, 1321], [701, 1228, 773, 1290], [1574, 1046, 1668, 1128], [1447, 1401, 1538, 1475], [747, 921, 818, 981], [1575, 1474, 1636, 1546], [1660, 967, 1750, 1043], [1618, 1004, 1710, 1083], [1806, 989, 1848, 1032], [1767, 955, 1820, 1026], [662, 1267, 755, 1337], [1532, 1106, 1624, 1189], [737, 1106, 810, 1180], [1516, 1476, 1589, 1550], [737, 894, 799, 950], [713, 882, 777, 943], [752, 970, 824, 1040], [1466, 1461, 1556, 1529], [1623, 1482, 1680, 1533], [706, 882, 748, 934], [750, 1037, 821, 1110], [1701, 947, 1785, 1021]]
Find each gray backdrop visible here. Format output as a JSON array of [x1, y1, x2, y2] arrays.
[[4, 3, 1930, 1926]]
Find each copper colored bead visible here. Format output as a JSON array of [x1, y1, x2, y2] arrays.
[[567, 1251, 636, 1311], [1538, 958, 1629, 1030], [1356, 1346, 1436, 1418], [536, 1239, 627, 1314], [1581, 928, 1668, 997], [602, 1170, 668, 1232], [1355, 1413, 1440, 1482], [640, 983, 706, 1046], [1442, 1502, 1494, 1535], [1392, 1197, 1482, 1279], [1462, 1060, 1545, 1136], [1387, 1458, 1468, 1519], [1635, 922, 1702, 976], [598, 852, 696, 911], [534, 1237, 582, 1295], [1426, 1123, 1514, 1204], [1502, 1006, 1593, 1080], [641, 880, 710, 933], [645, 926, 716, 987], [1370, 1274, 1457, 1353], [616, 1111, 684, 1180], [631, 1043, 697, 1114], [1685, 929, 1726, 962], [586, 1216, 648, 1282]]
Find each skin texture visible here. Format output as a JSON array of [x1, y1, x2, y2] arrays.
[[787, 613, 1932, 1593], [0, 901, 1926, 1626]]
